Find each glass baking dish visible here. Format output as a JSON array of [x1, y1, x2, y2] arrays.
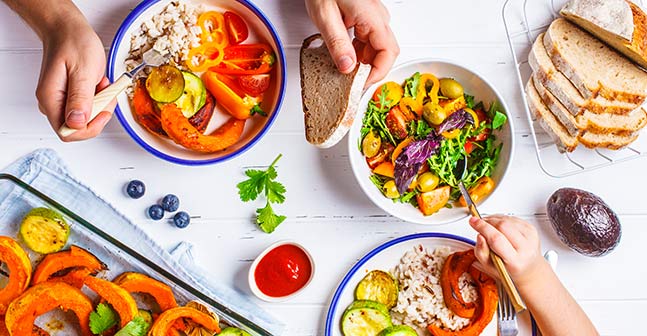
[[0, 173, 272, 336]]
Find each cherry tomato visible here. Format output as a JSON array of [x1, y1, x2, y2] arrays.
[[236, 74, 271, 96], [464, 141, 474, 155], [224, 11, 249, 45]]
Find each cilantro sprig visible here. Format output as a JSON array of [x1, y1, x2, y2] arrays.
[[114, 316, 150, 336], [237, 154, 287, 233], [90, 303, 118, 335]]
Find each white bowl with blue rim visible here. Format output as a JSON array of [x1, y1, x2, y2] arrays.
[[108, 0, 286, 165], [348, 59, 515, 225]]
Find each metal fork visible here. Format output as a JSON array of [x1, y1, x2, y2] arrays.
[[497, 281, 519, 336]]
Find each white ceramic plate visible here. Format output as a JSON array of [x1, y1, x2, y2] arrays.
[[324, 232, 496, 335], [108, 0, 286, 165], [348, 59, 515, 225]]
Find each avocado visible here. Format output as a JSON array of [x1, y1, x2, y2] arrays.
[[547, 188, 621, 257]]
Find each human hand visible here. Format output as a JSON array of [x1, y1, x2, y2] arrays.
[[469, 215, 546, 286], [304, 0, 399, 85], [36, 19, 113, 141]]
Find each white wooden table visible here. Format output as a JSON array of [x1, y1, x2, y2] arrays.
[[0, 0, 645, 335]]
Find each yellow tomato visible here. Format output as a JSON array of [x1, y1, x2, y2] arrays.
[[373, 82, 403, 108]]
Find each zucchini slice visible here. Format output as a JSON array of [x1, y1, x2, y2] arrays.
[[355, 270, 399, 308], [169, 71, 207, 118], [19, 207, 70, 254], [146, 65, 185, 103], [218, 327, 251, 336], [378, 325, 418, 336], [341, 300, 392, 336]]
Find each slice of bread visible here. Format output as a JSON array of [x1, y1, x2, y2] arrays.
[[534, 73, 647, 136], [543, 18, 647, 104], [526, 79, 579, 152], [300, 34, 371, 148], [561, 0, 647, 70], [529, 33, 639, 115], [580, 130, 639, 149]]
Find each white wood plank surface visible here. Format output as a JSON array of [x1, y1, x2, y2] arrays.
[[0, 0, 645, 335]]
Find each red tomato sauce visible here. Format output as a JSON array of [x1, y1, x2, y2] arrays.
[[254, 244, 312, 297]]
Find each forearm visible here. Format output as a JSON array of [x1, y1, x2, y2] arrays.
[[3, 0, 87, 39], [518, 262, 598, 336]]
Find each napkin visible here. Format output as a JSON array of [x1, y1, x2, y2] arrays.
[[0, 148, 284, 335]]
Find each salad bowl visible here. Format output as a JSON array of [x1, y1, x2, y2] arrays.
[[348, 59, 515, 225], [108, 0, 286, 165]]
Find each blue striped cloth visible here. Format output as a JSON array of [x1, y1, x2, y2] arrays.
[[0, 148, 284, 335]]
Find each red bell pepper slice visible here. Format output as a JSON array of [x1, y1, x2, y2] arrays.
[[209, 44, 276, 75]]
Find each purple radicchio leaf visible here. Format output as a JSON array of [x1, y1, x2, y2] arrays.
[[394, 134, 441, 194], [437, 109, 474, 135]]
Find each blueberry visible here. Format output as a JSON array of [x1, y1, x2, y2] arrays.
[[161, 194, 180, 212], [126, 180, 145, 199], [148, 205, 164, 220], [173, 211, 190, 229]]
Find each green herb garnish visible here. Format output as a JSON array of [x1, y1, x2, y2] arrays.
[[114, 316, 150, 336], [237, 154, 287, 233], [90, 303, 118, 335]]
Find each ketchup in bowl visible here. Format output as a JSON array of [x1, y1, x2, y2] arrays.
[[250, 242, 313, 300]]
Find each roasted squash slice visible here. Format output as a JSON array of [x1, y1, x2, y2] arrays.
[[48, 268, 96, 288], [440, 250, 477, 318], [427, 265, 498, 336], [84, 276, 138, 328], [31, 245, 106, 286], [0, 236, 32, 315], [5, 282, 93, 336], [113, 272, 178, 312], [149, 307, 220, 336]]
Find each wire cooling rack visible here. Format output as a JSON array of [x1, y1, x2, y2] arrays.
[[502, 0, 647, 177]]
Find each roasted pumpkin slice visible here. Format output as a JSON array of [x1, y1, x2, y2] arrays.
[[84, 276, 138, 328], [0, 236, 32, 315], [149, 307, 220, 336], [427, 265, 498, 336], [31, 245, 106, 286], [5, 282, 93, 336], [113, 272, 178, 312], [160, 103, 246, 153], [440, 250, 477, 318], [48, 268, 97, 288]]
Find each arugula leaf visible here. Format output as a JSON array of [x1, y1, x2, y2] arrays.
[[464, 94, 475, 109], [404, 72, 421, 99], [361, 86, 397, 145], [492, 111, 507, 130], [90, 303, 118, 335], [410, 120, 432, 140], [238, 155, 287, 233], [257, 202, 286, 233], [114, 316, 150, 336]]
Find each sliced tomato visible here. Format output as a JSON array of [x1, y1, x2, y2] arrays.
[[237, 74, 270, 96], [464, 141, 474, 155], [385, 106, 409, 140], [224, 11, 249, 45]]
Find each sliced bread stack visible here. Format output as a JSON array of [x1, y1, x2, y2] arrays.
[[526, 9, 647, 152]]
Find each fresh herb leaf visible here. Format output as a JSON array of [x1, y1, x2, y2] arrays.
[[464, 94, 475, 109], [238, 155, 287, 233], [369, 174, 386, 190], [361, 86, 397, 145], [492, 111, 507, 130], [114, 316, 150, 336], [90, 303, 118, 335], [256, 201, 286, 233], [410, 120, 432, 140], [404, 72, 421, 99]]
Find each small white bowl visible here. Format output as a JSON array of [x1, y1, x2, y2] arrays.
[[248, 240, 315, 303], [348, 58, 515, 225]]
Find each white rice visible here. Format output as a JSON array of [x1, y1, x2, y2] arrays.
[[125, 1, 203, 72], [390, 244, 478, 334]]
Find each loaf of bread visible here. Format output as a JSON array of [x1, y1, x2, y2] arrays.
[[561, 0, 647, 69]]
